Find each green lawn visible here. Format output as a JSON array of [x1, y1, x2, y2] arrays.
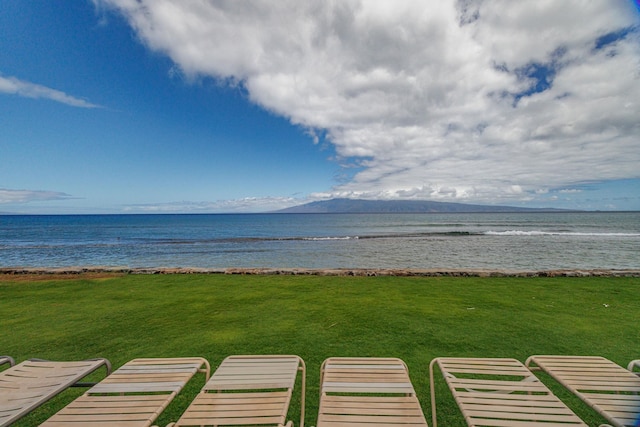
[[1, 274, 639, 426]]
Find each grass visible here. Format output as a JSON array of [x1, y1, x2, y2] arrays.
[[1, 273, 639, 426]]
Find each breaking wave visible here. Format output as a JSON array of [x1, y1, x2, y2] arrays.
[[302, 236, 359, 241], [4, 230, 639, 251]]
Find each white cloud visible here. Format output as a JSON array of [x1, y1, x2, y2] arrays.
[[559, 188, 583, 194], [0, 189, 75, 204], [0, 75, 101, 108], [123, 197, 301, 213], [97, 0, 640, 204]]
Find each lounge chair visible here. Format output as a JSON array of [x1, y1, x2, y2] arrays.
[[0, 358, 111, 427], [430, 357, 587, 427], [168, 355, 305, 427], [317, 357, 429, 427], [526, 355, 640, 427], [41, 357, 210, 426], [628, 359, 640, 376]]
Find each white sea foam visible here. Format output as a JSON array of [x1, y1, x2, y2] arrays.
[[303, 236, 359, 241]]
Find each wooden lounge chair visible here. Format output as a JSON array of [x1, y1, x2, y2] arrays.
[[0, 358, 111, 427], [317, 357, 429, 427], [430, 357, 587, 427], [168, 355, 305, 427], [41, 357, 210, 427], [526, 355, 640, 427]]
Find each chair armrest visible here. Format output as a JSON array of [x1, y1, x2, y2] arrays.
[[0, 356, 15, 367]]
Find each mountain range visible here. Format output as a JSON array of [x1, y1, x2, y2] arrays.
[[274, 198, 569, 213]]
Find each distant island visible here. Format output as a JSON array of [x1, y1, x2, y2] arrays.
[[274, 198, 571, 214]]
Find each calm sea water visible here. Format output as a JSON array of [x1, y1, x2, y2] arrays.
[[0, 212, 639, 270]]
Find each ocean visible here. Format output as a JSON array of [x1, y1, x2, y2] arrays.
[[0, 212, 639, 270]]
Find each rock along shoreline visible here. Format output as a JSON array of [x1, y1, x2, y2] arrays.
[[1, 267, 639, 277]]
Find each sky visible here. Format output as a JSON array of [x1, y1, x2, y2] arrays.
[[1, 0, 640, 214]]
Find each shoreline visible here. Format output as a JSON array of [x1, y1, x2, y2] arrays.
[[2, 266, 640, 277]]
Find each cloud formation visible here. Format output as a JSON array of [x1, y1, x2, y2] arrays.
[[97, 0, 640, 204], [0, 75, 100, 108], [0, 189, 75, 204], [123, 197, 300, 213]]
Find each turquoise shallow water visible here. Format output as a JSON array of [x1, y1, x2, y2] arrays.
[[0, 212, 638, 270]]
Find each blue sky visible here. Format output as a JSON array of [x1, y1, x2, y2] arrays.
[[1, 1, 639, 213]]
